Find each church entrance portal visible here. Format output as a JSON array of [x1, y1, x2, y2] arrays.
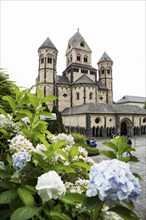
[[121, 122, 127, 136]]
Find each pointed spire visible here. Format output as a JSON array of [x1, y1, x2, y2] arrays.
[[98, 52, 113, 64], [38, 37, 58, 51], [68, 31, 83, 48]]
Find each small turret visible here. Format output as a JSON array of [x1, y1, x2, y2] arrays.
[[97, 52, 113, 103], [37, 37, 58, 110]]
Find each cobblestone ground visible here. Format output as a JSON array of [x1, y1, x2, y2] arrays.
[[91, 136, 146, 220]]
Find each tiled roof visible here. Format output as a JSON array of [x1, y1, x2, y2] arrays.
[[62, 103, 146, 115], [39, 37, 58, 51], [98, 52, 113, 64], [116, 95, 146, 104], [96, 81, 108, 90], [73, 74, 95, 84], [63, 63, 97, 74], [67, 31, 91, 52], [56, 75, 70, 85], [68, 31, 83, 48]]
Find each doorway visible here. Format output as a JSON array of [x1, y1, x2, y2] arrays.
[[121, 121, 127, 136]]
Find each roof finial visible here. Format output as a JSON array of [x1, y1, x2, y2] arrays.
[[77, 28, 79, 32]]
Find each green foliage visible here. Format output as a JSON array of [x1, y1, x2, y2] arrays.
[[72, 133, 99, 156], [101, 135, 139, 163], [48, 105, 66, 134], [143, 101, 146, 110], [109, 205, 139, 220], [0, 69, 15, 112], [0, 82, 141, 220], [71, 133, 86, 144]]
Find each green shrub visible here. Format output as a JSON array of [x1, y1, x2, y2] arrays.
[[71, 133, 99, 156]]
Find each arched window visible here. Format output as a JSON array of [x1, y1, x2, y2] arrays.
[[47, 57, 52, 64], [70, 55, 72, 62], [89, 92, 93, 100], [76, 92, 80, 100], [107, 69, 110, 74], [41, 58, 44, 64], [84, 56, 88, 63], [80, 41, 85, 47], [44, 86, 46, 96], [77, 55, 80, 61], [101, 69, 105, 74]]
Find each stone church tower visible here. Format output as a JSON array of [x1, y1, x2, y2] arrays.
[[36, 30, 113, 111], [97, 52, 113, 104], [37, 37, 58, 110]]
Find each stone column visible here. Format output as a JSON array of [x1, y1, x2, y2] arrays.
[[86, 114, 91, 137], [115, 114, 120, 134]]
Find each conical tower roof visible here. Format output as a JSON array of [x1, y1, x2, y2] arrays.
[[38, 37, 58, 51], [68, 30, 83, 48], [98, 52, 113, 64], [66, 30, 91, 52]]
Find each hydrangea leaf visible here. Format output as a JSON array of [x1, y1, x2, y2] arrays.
[[46, 210, 71, 220], [11, 207, 40, 220], [81, 196, 103, 220], [60, 192, 85, 205], [99, 150, 117, 159], [0, 189, 17, 204], [73, 161, 91, 170], [17, 187, 35, 207], [0, 108, 10, 119], [41, 95, 57, 103], [2, 96, 16, 113], [102, 141, 117, 152], [108, 205, 139, 220]]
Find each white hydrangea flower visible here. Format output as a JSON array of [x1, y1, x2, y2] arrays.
[[65, 178, 88, 194], [21, 117, 30, 124], [0, 161, 5, 171], [101, 204, 123, 220], [0, 114, 13, 129], [86, 159, 141, 205], [48, 133, 74, 146], [34, 144, 47, 159], [78, 146, 88, 157], [9, 134, 35, 154], [36, 171, 66, 202]]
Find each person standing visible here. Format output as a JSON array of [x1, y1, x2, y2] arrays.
[[125, 135, 132, 156]]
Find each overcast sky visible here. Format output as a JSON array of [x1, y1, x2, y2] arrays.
[[1, 0, 145, 102]]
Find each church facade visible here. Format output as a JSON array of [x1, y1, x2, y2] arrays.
[[36, 30, 146, 137]]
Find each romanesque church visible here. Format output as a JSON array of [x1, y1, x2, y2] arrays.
[[36, 30, 146, 137]]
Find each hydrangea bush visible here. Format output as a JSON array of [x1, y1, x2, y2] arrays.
[[0, 84, 141, 220]]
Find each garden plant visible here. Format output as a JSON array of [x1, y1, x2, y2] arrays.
[[0, 83, 141, 220]]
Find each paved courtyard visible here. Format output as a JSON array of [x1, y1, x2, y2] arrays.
[[91, 136, 146, 220]]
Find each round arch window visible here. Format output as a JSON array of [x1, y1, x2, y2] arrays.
[[95, 117, 101, 124], [143, 117, 146, 123]]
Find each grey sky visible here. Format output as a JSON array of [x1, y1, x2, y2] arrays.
[[1, 0, 145, 101]]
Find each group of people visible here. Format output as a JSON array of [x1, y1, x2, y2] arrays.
[[86, 134, 133, 156]]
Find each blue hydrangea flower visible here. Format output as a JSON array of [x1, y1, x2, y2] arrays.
[[12, 151, 31, 170], [86, 159, 140, 205]]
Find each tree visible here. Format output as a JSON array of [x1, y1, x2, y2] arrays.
[[47, 105, 66, 134], [0, 69, 15, 112], [143, 101, 146, 110]]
